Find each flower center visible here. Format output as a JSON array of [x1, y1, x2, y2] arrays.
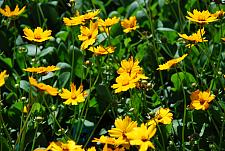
[[71, 93, 77, 99], [34, 33, 42, 40]]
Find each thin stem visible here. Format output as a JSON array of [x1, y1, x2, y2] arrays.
[[70, 28, 75, 83], [157, 125, 166, 151], [31, 124, 39, 151], [83, 104, 111, 148]]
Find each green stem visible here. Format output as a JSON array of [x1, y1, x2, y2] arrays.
[[157, 125, 166, 151], [70, 28, 75, 83], [83, 104, 111, 148], [207, 110, 219, 135], [31, 124, 39, 151]]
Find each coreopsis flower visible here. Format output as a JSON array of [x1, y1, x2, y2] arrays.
[[98, 17, 120, 27], [63, 16, 85, 26], [190, 89, 215, 110], [23, 27, 52, 43], [157, 53, 188, 70], [126, 124, 156, 151], [0, 5, 26, 17], [121, 16, 139, 33], [148, 108, 173, 125], [59, 83, 88, 105], [78, 21, 98, 50], [178, 28, 207, 47], [212, 10, 225, 18], [0, 70, 8, 87], [29, 77, 58, 96], [87, 147, 96, 151], [93, 136, 127, 151], [186, 9, 218, 24], [117, 57, 143, 75], [46, 140, 84, 151], [24, 65, 60, 74], [221, 38, 225, 41], [88, 45, 115, 55], [111, 73, 139, 93], [108, 116, 137, 141], [83, 9, 100, 20]]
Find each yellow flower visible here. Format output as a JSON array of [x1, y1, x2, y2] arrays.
[[190, 89, 215, 110], [0, 5, 26, 17], [93, 136, 127, 150], [157, 54, 188, 70], [121, 16, 139, 33], [98, 17, 120, 27], [0, 70, 8, 87], [126, 124, 156, 151], [221, 38, 225, 42], [108, 116, 137, 141], [24, 65, 60, 74], [178, 28, 207, 47], [111, 73, 139, 93], [99, 26, 111, 35], [117, 57, 142, 75], [148, 108, 173, 125], [186, 9, 218, 24], [83, 9, 100, 20], [87, 147, 96, 151], [59, 83, 88, 105], [46, 140, 84, 151], [212, 10, 225, 18], [88, 45, 115, 55], [78, 21, 98, 50], [63, 16, 85, 26], [23, 27, 52, 43], [29, 77, 58, 96]]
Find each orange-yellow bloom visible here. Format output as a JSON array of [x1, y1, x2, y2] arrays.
[[63, 16, 85, 26], [88, 45, 115, 55], [93, 135, 127, 151], [212, 10, 225, 18], [0, 70, 8, 87], [23, 27, 52, 43], [121, 16, 139, 33], [126, 124, 156, 151], [186, 9, 218, 24], [24, 65, 60, 74], [117, 57, 143, 75], [190, 89, 215, 110], [29, 77, 58, 96], [78, 21, 98, 50], [59, 83, 88, 105], [83, 9, 100, 20], [157, 54, 188, 70], [46, 140, 84, 151], [98, 17, 120, 27], [0, 5, 26, 17], [178, 28, 207, 47], [111, 73, 139, 93], [148, 108, 173, 125], [108, 116, 137, 141]]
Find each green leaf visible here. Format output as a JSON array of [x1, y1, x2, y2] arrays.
[[124, 38, 131, 47], [25, 44, 41, 56], [0, 136, 10, 151], [19, 80, 30, 93], [56, 62, 71, 69], [96, 84, 113, 104], [158, 0, 165, 7], [0, 56, 12, 68], [57, 72, 70, 88], [171, 72, 196, 91], [31, 102, 41, 114], [55, 31, 69, 42], [38, 47, 55, 58]]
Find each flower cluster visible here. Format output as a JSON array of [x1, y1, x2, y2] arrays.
[[112, 57, 148, 93], [94, 116, 157, 151]]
